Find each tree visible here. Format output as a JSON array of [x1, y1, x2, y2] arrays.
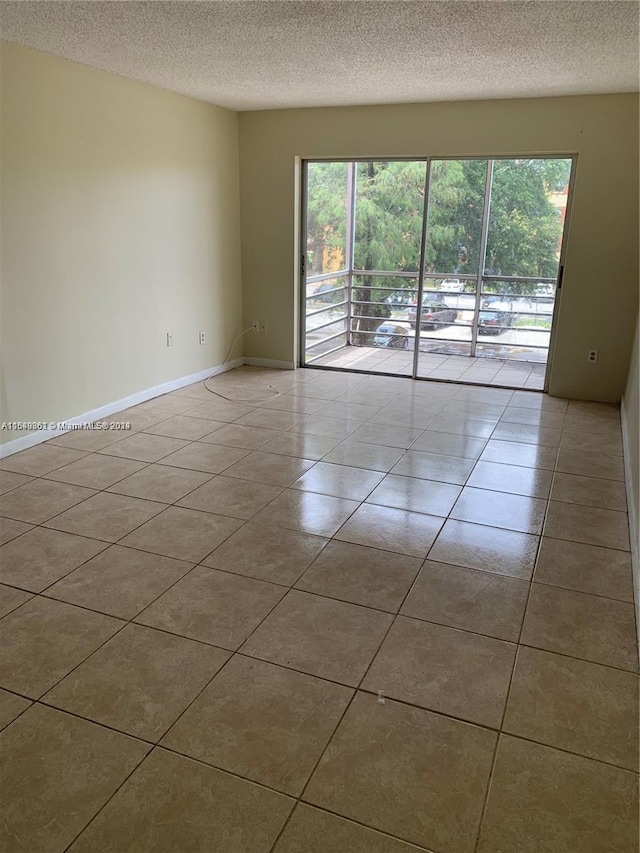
[[305, 156, 571, 343]]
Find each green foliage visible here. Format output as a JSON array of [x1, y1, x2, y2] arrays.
[[306, 157, 571, 337]]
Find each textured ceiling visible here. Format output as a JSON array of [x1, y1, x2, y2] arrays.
[[0, 1, 638, 111]]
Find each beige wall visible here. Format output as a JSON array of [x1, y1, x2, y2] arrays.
[[623, 313, 639, 540], [238, 95, 639, 400], [0, 43, 243, 445]]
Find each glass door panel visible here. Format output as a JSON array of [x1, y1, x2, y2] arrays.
[[416, 160, 488, 364]]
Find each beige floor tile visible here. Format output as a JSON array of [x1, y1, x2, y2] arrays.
[[222, 450, 316, 486], [559, 428, 623, 456], [429, 519, 539, 580], [347, 422, 424, 449], [258, 393, 326, 414], [451, 487, 546, 534], [177, 475, 282, 519], [563, 414, 621, 437], [315, 400, 382, 421], [443, 400, 505, 420], [490, 422, 562, 447], [242, 590, 393, 686], [322, 439, 405, 472], [534, 537, 633, 601], [427, 414, 497, 438], [305, 692, 496, 853], [49, 426, 134, 452], [42, 453, 147, 489], [136, 566, 285, 649], [454, 386, 514, 405], [183, 399, 254, 422], [550, 472, 628, 511], [499, 406, 566, 429], [504, 646, 639, 770], [510, 391, 568, 412], [1, 704, 150, 853], [254, 489, 359, 537], [336, 503, 443, 558], [203, 522, 328, 585], [480, 438, 557, 469], [366, 474, 461, 516], [466, 460, 552, 497], [157, 441, 249, 474], [97, 432, 190, 463], [235, 407, 303, 430], [199, 422, 279, 449], [292, 461, 384, 501], [107, 463, 213, 503], [45, 545, 193, 619], [391, 450, 475, 484], [143, 415, 225, 440], [170, 380, 221, 401], [401, 561, 529, 641], [273, 805, 426, 853], [45, 624, 229, 741], [0, 443, 87, 477], [555, 447, 625, 481], [163, 656, 352, 795], [522, 584, 639, 671], [0, 687, 31, 730], [0, 479, 96, 524], [0, 596, 123, 697], [0, 584, 33, 618], [290, 414, 360, 439], [296, 540, 421, 612], [0, 516, 33, 545], [544, 501, 630, 550], [476, 735, 639, 853], [100, 408, 174, 433], [256, 431, 341, 461], [118, 506, 242, 561], [410, 430, 486, 458], [132, 395, 201, 417], [363, 616, 516, 727], [0, 470, 33, 495], [0, 527, 108, 592], [67, 748, 292, 853], [44, 492, 165, 542]]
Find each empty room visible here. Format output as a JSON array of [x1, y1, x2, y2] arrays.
[[0, 2, 638, 852]]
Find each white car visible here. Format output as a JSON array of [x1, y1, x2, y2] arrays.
[[439, 279, 464, 292]]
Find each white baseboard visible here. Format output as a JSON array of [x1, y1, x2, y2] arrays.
[[620, 397, 640, 656], [0, 358, 243, 459], [243, 357, 296, 370]]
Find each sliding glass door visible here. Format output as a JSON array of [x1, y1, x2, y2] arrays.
[[301, 155, 574, 389]]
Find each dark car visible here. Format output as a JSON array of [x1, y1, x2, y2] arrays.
[[373, 322, 410, 349], [478, 310, 515, 335], [408, 297, 457, 330]]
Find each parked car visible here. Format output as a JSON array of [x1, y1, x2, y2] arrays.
[[373, 322, 410, 349], [408, 297, 458, 330], [478, 310, 515, 334], [439, 279, 464, 292], [382, 290, 415, 307]]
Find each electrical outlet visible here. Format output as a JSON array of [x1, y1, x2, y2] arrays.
[[166, 332, 174, 347], [587, 348, 598, 363], [259, 321, 268, 334], [251, 320, 259, 332], [198, 331, 206, 345]]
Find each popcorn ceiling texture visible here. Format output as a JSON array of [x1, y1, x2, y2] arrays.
[[0, 1, 638, 110]]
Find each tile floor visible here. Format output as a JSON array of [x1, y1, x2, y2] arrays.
[[312, 344, 547, 388], [0, 365, 638, 853]]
